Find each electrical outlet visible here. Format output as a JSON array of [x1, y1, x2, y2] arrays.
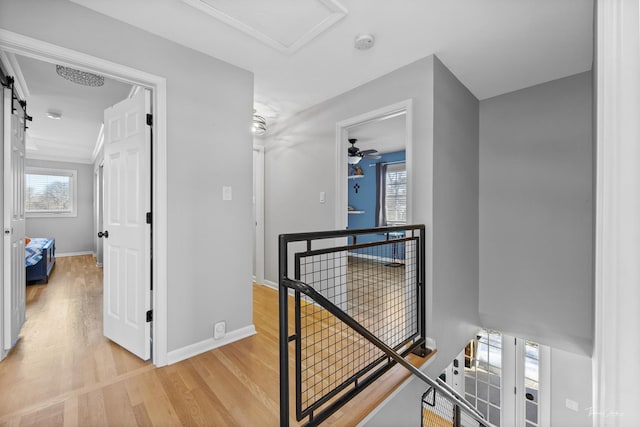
[[566, 398, 579, 412], [214, 321, 226, 339]]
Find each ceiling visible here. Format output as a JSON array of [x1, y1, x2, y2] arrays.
[[348, 113, 405, 154], [1, 0, 593, 163], [5, 53, 132, 163], [68, 0, 593, 126]]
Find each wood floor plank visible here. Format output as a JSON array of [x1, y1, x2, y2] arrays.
[[102, 382, 138, 426], [0, 255, 433, 426]]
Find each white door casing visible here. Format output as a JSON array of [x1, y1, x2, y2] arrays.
[[103, 89, 151, 360], [253, 145, 264, 285], [3, 87, 26, 351]]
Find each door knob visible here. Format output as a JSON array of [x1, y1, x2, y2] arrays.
[[98, 230, 109, 238]]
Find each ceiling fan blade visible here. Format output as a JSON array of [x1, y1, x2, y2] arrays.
[[364, 153, 381, 159], [359, 149, 378, 155]]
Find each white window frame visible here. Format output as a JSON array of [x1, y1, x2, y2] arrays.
[[384, 162, 407, 226], [25, 166, 78, 218], [458, 331, 551, 427]]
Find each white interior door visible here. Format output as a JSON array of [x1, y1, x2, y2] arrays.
[[3, 87, 26, 351], [102, 89, 151, 360]]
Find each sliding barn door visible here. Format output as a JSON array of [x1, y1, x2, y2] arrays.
[[3, 87, 26, 351]]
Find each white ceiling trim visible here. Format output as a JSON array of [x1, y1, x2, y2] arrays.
[[181, 0, 348, 54], [0, 50, 30, 99]]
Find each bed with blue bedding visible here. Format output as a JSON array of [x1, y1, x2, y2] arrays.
[[26, 238, 55, 284]]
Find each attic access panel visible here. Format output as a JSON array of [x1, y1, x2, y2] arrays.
[[182, 0, 347, 54]]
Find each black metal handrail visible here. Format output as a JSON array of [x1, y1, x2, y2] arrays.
[[279, 225, 427, 426]]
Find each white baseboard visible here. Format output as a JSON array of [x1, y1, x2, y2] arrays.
[[348, 252, 402, 264], [166, 324, 256, 365], [262, 279, 298, 297], [56, 251, 95, 258], [263, 279, 278, 290]]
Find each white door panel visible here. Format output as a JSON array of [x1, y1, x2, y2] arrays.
[[3, 87, 26, 351], [103, 89, 150, 360]]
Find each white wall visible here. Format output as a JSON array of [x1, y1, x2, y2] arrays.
[[0, 0, 254, 353], [25, 159, 93, 254], [479, 71, 593, 355]]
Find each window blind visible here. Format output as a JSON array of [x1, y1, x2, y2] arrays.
[[385, 162, 406, 225], [26, 172, 72, 212]]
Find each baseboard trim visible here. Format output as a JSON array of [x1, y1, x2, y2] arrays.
[[262, 279, 297, 297], [56, 251, 95, 258], [263, 279, 278, 291], [348, 252, 403, 264], [166, 324, 256, 365]]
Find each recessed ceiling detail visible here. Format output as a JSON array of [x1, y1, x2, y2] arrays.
[[182, 0, 348, 54]]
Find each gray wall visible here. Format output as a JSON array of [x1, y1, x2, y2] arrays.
[[25, 159, 94, 254], [1, 0, 254, 352], [479, 71, 593, 355], [431, 56, 480, 373], [365, 58, 480, 427], [550, 347, 593, 426], [265, 56, 481, 377], [264, 56, 435, 285]]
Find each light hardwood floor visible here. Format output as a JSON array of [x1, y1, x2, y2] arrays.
[[0, 255, 431, 426]]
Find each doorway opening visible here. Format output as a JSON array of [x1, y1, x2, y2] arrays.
[[335, 100, 413, 230], [0, 29, 168, 366]]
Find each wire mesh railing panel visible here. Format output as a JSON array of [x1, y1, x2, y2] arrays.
[[296, 236, 419, 418], [422, 387, 455, 427]]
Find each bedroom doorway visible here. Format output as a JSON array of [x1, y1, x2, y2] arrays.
[[335, 100, 414, 230], [0, 30, 168, 365]]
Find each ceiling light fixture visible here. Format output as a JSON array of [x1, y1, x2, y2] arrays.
[[46, 111, 62, 120], [252, 111, 267, 136], [56, 65, 105, 87]]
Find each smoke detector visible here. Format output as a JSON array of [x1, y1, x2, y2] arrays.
[[354, 34, 375, 50]]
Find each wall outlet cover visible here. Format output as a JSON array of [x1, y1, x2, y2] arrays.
[[565, 398, 579, 412], [214, 321, 226, 339]]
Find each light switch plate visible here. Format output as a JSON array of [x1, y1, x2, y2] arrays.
[[223, 186, 232, 201]]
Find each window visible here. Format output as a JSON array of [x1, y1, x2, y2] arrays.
[[25, 167, 77, 217], [523, 341, 540, 427], [384, 163, 406, 225], [465, 330, 503, 426]]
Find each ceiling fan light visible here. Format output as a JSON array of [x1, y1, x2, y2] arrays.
[[348, 155, 361, 165], [46, 111, 62, 120]]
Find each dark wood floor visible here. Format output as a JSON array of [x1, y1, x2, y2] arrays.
[[0, 255, 430, 426]]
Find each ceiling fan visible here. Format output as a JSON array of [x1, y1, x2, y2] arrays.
[[348, 138, 381, 164]]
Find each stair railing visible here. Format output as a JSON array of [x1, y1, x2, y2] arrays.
[[279, 225, 427, 426], [278, 225, 494, 427]]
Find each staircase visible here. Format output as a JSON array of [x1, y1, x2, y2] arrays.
[[278, 225, 494, 427]]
